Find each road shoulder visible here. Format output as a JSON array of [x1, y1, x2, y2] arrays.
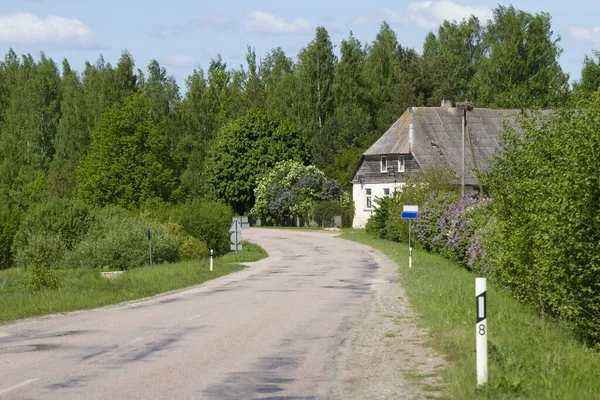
[[321, 241, 446, 400]]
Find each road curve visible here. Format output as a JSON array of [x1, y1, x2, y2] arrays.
[[0, 228, 443, 399]]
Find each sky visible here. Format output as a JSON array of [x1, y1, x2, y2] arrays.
[[1, 0, 599, 92]]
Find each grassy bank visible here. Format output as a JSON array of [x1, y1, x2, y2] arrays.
[[339, 230, 600, 400], [0, 241, 266, 324]]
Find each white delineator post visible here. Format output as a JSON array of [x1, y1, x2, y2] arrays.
[[210, 249, 214, 272], [402, 205, 418, 269], [408, 219, 413, 269], [476, 278, 488, 386]]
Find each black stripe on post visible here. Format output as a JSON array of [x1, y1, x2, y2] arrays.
[[476, 291, 486, 323]]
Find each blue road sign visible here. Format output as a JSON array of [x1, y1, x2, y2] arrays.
[[401, 211, 418, 219]]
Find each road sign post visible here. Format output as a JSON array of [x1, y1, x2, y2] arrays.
[[476, 278, 488, 386], [230, 216, 250, 254], [401, 206, 418, 269], [210, 249, 214, 272]]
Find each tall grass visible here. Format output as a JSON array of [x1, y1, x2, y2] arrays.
[[0, 242, 266, 324], [339, 230, 600, 400]]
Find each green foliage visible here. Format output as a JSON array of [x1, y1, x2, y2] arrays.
[[413, 192, 460, 253], [251, 160, 344, 224], [64, 206, 180, 270], [472, 5, 569, 108], [19, 234, 61, 291], [12, 198, 93, 268], [46, 60, 91, 198], [365, 168, 458, 243], [205, 109, 309, 214], [312, 201, 345, 227], [0, 206, 21, 269], [0, 52, 61, 208], [296, 27, 337, 168], [340, 191, 355, 228], [485, 97, 600, 346], [364, 23, 422, 132], [0, 9, 576, 214], [171, 200, 233, 256], [422, 17, 482, 104], [76, 92, 177, 209], [179, 58, 235, 198], [0, 242, 266, 323], [178, 236, 209, 261], [573, 50, 600, 99], [365, 195, 393, 238]]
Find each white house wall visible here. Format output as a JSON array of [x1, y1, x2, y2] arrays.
[[352, 182, 404, 228]]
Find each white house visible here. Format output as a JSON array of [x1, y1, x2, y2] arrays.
[[350, 100, 538, 228]]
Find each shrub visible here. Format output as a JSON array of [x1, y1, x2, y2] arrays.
[[19, 234, 61, 291], [437, 194, 490, 268], [414, 192, 460, 253], [321, 180, 344, 202], [313, 201, 344, 227], [365, 195, 393, 238], [64, 206, 180, 270], [12, 199, 93, 269], [341, 192, 354, 228], [16, 233, 66, 270], [179, 237, 209, 261], [412, 192, 491, 271], [171, 200, 233, 256], [367, 168, 458, 243], [0, 207, 22, 270], [252, 160, 346, 224], [21, 264, 60, 291], [485, 103, 600, 346]]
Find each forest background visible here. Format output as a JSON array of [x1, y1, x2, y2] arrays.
[[1, 5, 600, 271]]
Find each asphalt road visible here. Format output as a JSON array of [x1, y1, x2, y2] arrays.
[[0, 228, 415, 399]]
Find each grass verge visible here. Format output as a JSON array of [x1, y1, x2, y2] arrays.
[[0, 241, 267, 324], [339, 230, 600, 400]]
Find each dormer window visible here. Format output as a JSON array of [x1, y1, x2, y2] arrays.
[[398, 156, 405, 173], [380, 156, 387, 173]]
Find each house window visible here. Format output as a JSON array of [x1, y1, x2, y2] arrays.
[[383, 188, 390, 196], [365, 188, 372, 209], [380, 156, 387, 173], [398, 156, 405, 173]]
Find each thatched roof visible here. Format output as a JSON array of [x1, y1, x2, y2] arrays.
[[362, 106, 549, 185]]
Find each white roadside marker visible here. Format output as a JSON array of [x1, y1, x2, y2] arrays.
[[476, 278, 488, 386]]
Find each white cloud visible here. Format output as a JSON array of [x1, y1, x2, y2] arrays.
[[353, 1, 493, 29], [243, 11, 312, 35], [569, 26, 600, 46], [164, 53, 196, 68], [0, 12, 98, 49]]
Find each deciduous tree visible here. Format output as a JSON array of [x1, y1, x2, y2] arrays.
[[205, 109, 309, 214], [76, 93, 176, 208], [472, 5, 569, 107]]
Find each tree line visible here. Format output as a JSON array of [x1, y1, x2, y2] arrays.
[[1, 5, 599, 217], [2, 5, 597, 215]]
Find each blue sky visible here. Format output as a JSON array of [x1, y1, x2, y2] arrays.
[[1, 0, 599, 92]]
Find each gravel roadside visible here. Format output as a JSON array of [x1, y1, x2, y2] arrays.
[[320, 240, 447, 400]]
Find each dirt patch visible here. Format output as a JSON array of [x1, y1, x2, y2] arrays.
[[321, 247, 447, 399]]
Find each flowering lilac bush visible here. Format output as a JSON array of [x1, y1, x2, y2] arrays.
[[321, 180, 344, 202], [251, 160, 347, 224], [415, 192, 491, 273], [414, 192, 460, 253]]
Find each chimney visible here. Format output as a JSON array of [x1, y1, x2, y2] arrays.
[[441, 98, 453, 108]]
